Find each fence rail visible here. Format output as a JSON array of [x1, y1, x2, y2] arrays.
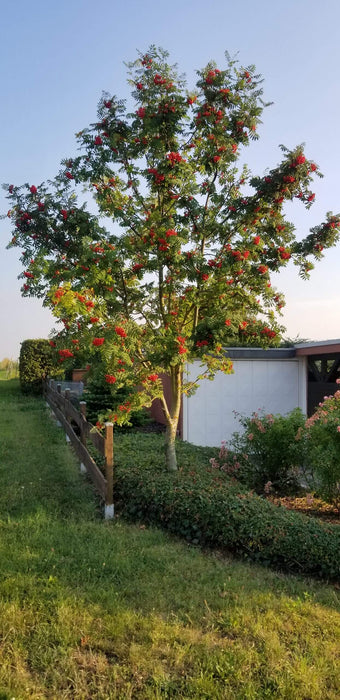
[[44, 380, 114, 519]]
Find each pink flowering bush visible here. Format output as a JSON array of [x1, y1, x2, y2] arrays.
[[217, 408, 306, 494], [301, 380, 340, 503]]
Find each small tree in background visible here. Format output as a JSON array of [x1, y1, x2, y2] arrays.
[[3, 46, 340, 469], [0, 358, 18, 377]]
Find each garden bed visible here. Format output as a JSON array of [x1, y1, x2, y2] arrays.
[[269, 495, 340, 525], [112, 434, 340, 582]]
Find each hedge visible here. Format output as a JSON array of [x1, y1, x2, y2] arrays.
[[114, 438, 340, 581], [19, 339, 55, 394]]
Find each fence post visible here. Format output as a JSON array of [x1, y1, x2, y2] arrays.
[[104, 422, 114, 519], [79, 401, 87, 473], [44, 380, 49, 407], [53, 383, 62, 426], [64, 388, 71, 442]]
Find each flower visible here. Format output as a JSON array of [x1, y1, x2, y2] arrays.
[[261, 326, 276, 339], [167, 152, 182, 166], [253, 236, 260, 245], [154, 73, 167, 85], [65, 171, 74, 179], [24, 271, 34, 279], [137, 107, 146, 118], [94, 136, 103, 146], [105, 374, 116, 384], [166, 229, 177, 237], [258, 264, 268, 274], [58, 349, 74, 358], [92, 338, 105, 346], [278, 247, 291, 260], [49, 341, 56, 347], [89, 317, 100, 323], [115, 326, 127, 338], [292, 154, 306, 167], [225, 319, 231, 326], [147, 374, 158, 382], [30, 185, 37, 194]]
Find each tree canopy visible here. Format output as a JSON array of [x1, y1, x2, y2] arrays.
[[4, 46, 340, 469]]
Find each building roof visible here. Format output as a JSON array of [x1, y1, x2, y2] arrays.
[[225, 347, 296, 359], [219, 340, 340, 359], [294, 339, 340, 356]]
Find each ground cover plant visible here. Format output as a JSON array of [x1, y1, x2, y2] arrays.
[[0, 379, 339, 698], [4, 46, 340, 471]]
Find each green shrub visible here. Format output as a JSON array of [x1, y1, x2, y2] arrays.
[[114, 434, 340, 581], [222, 408, 307, 494], [302, 382, 340, 503], [83, 374, 151, 429], [19, 339, 56, 395]]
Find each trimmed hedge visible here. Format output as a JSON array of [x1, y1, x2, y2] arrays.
[[114, 436, 340, 581], [19, 339, 55, 394]]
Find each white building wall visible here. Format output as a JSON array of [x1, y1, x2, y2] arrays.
[[182, 358, 307, 447]]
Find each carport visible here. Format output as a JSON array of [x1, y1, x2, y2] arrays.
[[294, 339, 340, 415]]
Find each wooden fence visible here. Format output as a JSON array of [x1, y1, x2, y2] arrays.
[[44, 380, 114, 519]]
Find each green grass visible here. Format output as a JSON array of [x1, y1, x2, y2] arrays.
[[0, 379, 339, 699], [0, 368, 18, 381]]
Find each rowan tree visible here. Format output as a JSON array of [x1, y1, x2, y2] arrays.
[[4, 46, 340, 470]]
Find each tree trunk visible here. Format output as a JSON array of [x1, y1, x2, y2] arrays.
[[160, 367, 182, 471], [165, 420, 178, 471]]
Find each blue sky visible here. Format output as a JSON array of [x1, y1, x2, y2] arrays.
[[1, 0, 340, 358]]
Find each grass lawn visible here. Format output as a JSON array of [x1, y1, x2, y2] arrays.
[[0, 379, 339, 699], [0, 368, 18, 381]]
